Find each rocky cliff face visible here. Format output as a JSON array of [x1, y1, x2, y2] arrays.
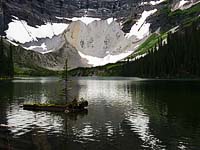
[[0, 0, 139, 33], [0, 0, 169, 32], [65, 20, 131, 57]]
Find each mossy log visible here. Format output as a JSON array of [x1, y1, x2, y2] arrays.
[[23, 100, 88, 113]]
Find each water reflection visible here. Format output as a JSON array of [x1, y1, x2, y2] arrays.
[[124, 83, 165, 149], [0, 77, 200, 149], [128, 80, 200, 150]]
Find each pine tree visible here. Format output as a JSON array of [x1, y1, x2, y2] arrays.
[[9, 44, 14, 77], [64, 58, 68, 102], [0, 37, 14, 78], [0, 36, 5, 77]]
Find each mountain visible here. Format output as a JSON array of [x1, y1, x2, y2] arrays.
[[0, 0, 200, 73], [69, 18, 200, 78]]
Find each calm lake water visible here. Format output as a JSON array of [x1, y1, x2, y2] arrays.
[[0, 77, 200, 150]]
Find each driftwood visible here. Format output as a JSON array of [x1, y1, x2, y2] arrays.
[[23, 100, 88, 113]]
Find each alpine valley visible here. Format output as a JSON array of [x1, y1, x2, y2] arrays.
[[0, 0, 200, 76]]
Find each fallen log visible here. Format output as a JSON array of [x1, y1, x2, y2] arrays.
[[23, 100, 88, 113]]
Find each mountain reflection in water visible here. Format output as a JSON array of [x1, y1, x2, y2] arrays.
[[0, 77, 200, 150]]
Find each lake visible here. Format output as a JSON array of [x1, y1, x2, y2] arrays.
[[0, 77, 200, 150]]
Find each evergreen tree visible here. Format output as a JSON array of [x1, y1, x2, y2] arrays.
[[0, 36, 6, 77], [9, 44, 14, 77], [0, 37, 14, 78]]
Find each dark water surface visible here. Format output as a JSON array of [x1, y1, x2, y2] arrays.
[[0, 77, 200, 150]]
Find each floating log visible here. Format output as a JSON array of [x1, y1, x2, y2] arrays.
[[23, 100, 88, 113]]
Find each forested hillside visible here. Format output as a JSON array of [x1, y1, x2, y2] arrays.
[[122, 20, 200, 78], [0, 37, 14, 78]]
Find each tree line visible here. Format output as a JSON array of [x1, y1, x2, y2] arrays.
[[122, 20, 200, 78], [0, 37, 14, 78]]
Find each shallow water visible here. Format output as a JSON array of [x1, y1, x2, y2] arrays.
[[0, 77, 200, 150]]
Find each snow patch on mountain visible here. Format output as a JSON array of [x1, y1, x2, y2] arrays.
[[5, 17, 69, 43], [172, 0, 200, 11], [22, 34, 66, 54], [126, 9, 157, 39], [56, 16, 115, 25], [78, 50, 133, 66], [140, 0, 166, 6], [56, 16, 101, 25], [179, 0, 190, 7], [25, 43, 47, 52], [6, 39, 19, 46], [107, 18, 116, 25]]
